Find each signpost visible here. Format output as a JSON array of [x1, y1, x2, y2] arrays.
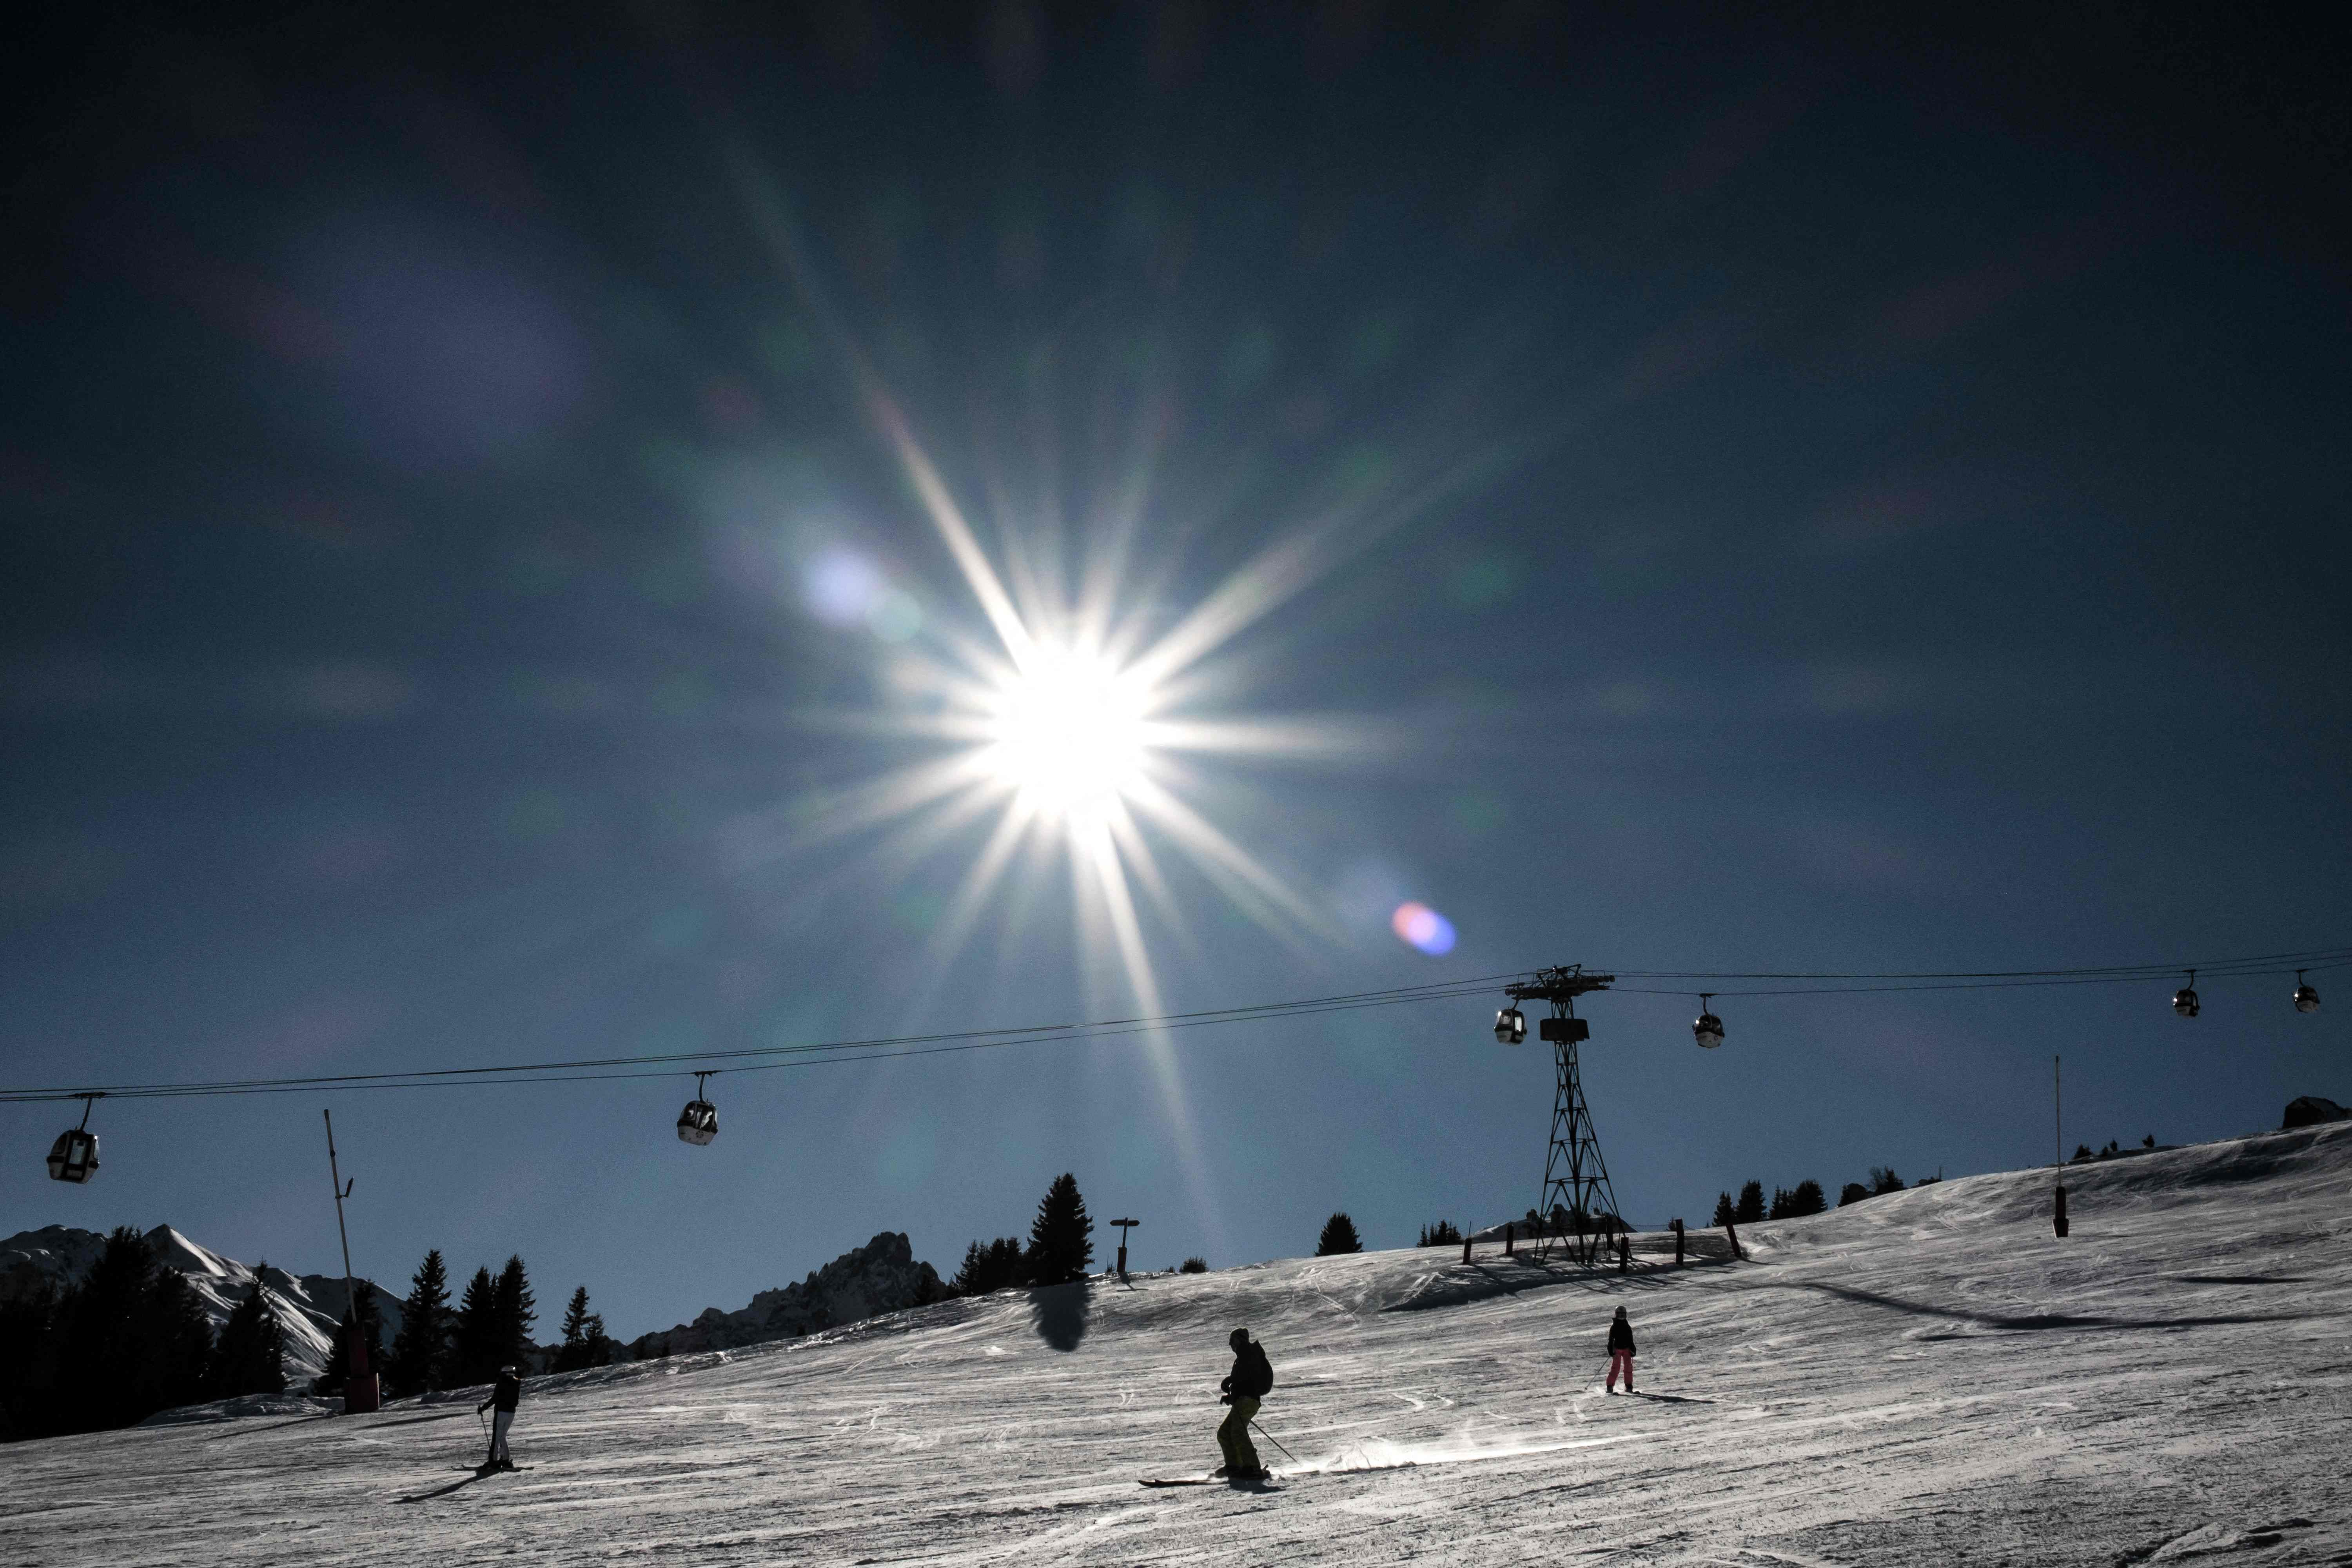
[[1109, 1217, 1140, 1281]]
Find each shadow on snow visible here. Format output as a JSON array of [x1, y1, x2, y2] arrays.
[[1790, 1281, 2318, 1334], [1028, 1281, 1092, 1352]]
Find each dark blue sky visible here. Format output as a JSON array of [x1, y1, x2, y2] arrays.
[[4, 6, 2346, 1337]]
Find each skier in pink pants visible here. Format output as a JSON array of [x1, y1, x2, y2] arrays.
[[1606, 1306, 1636, 1393]]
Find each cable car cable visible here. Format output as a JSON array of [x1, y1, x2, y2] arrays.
[[1, 947, 2341, 1106]]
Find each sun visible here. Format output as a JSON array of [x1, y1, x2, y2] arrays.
[[979, 647, 1154, 822]]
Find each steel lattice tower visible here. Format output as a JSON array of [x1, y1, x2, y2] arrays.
[[1505, 966, 1620, 1266]]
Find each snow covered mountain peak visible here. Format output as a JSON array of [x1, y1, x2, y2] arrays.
[[0, 1222, 399, 1381]]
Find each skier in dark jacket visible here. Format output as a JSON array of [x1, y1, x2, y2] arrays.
[[1216, 1328, 1275, 1479], [1605, 1307, 1636, 1394], [478, 1364, 522, 1469]]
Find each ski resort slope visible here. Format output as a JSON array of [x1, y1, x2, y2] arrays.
[[5, 1123, 2349, 1566]]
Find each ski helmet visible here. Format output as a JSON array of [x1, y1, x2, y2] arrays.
[[1228, 1328, 1249, 1348], [1613, 1307, 1626, 1319], [500, 1364, 517, 1375]]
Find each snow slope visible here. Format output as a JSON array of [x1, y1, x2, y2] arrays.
[[4, 1123, 2348, 1566]]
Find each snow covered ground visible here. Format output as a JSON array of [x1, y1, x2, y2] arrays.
[[4, 1122, 2347, 1566]]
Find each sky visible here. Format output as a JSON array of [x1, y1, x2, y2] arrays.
[[3, 5, 2347, 1340]]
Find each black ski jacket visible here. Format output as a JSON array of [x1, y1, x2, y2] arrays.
[[484, 1372, 522, 1412], [1607, 1319, 1636, 1355], [1221, 1342, 1274, 1401]]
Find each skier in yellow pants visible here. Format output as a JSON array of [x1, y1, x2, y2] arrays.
[[1216, 1328, 1274, 1479]]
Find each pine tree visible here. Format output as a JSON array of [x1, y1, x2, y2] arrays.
[[212, 1273, 288, 1398], [491, 1255, 537, 1369], [60, 1227, 154, 1429], [452, 1266, 499, 1386], [1784, 1180, 1826, 1217], [1417, 1220, 1462, 1248], [1711, 1191, 1735, 1226], [952, 1237, 1030, 1296], [1025, 1174, 1094, 1285], [552, 1286, 611, 1372], [386, 1250, 453, 1395], [1734, 1180, 1766, 1224], [0, 1284, 59, 1439], [142, 1267, 218, 1417], [1838, 1181, 1871, 1206], [1869, 1167, 1906, 1196], [1315, 1212, 1363, 1255], [253, 1278, 288, 1392], [54, 1229, 215, 1433]]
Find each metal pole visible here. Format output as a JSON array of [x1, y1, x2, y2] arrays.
[[323, 1110, 378, 1411], [325, 1110, 355, 1285], [1250, 1419, 1299, 1468], [2052, 1056, 2070, 1240]]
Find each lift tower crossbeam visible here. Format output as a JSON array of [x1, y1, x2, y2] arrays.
[[1504, 966, 1619, 1266]]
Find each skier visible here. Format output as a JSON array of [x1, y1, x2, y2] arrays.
[[478, 1363, 522, 1470], [1215, 1328, 1275, 1479], [1605, 1306, 1636, 1394]]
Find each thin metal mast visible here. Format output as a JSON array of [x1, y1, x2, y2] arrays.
[[322, 1108, 379, 1411], [1504, 965, 1620, 1265], [325, 1109, 356, 1288]]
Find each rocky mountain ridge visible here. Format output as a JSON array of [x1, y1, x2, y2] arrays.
[[630, 1231, 947, 1357], [7, 1223, 954, 1375]]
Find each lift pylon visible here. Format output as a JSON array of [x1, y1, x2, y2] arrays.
[[1503, 966, 1620, 1266]]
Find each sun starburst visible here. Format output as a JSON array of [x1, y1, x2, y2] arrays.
[[722, 145, 1525, 1254], [977, 645, 1158, 825]]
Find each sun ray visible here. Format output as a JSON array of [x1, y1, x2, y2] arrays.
[[1124, 427, 1534, 693], [1100, 799, 1204, 971], [1122, 775, 1341, 949], [1147, 715, 1401, 760], [722, 755, 987, 872], [1073, 393, 1177, 656], [728, 148, 1035, 670], [1075, 817, 1225, 1258], [890, 802, 1043, 1031]]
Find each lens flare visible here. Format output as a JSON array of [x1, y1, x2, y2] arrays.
[[1390, 901, 1456, 955], [802, 547, 884, 625]]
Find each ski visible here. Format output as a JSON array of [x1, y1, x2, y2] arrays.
[[1139, 1474, 1281, 1489]]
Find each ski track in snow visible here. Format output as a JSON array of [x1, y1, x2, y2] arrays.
[[5, 1123, 2351, 1565]]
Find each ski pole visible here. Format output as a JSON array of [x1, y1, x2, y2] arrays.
[[1250, 1419, 1299, 1467]]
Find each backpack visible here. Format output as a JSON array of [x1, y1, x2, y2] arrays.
[[1236, 1343, 1274, 1399]]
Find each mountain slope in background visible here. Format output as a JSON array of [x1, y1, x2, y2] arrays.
[[3, 1123, 2344, 1564], [0, 1224, 403, 1383], [627, 1230, 946, 1358]]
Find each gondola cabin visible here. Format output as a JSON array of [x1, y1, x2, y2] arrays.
[[676, 1071, 719, 1146], [46, 1127, 99, 1183], [676, 1098, 718, 1146]]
